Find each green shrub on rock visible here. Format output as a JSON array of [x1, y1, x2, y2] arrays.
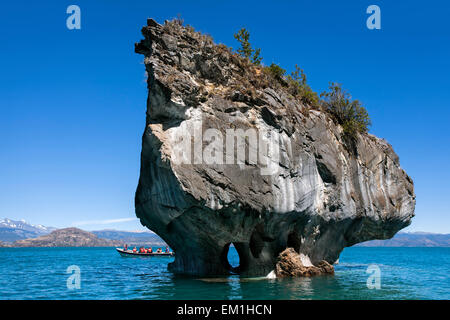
[[287, 65, 319, 107], [263, 63, 286, 84], [321, 82, 371, 138]]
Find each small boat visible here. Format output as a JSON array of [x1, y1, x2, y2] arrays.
[[116, 248, 174, 257]]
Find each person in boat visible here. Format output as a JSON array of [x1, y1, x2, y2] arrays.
[[124, 244, 128, 251], [156, 248, 162, 253], [148, 247, 153, 253], [165, 246, 169, 253], [132, 247, 137, 253]]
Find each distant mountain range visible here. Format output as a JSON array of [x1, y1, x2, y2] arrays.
[[92, 230, 166, 246], [0, 218, 448, 247], [1, 228, 122, 247], [356, 232, 450, 247], [0, 218, 167, 247], [0, 218, 57, 242]]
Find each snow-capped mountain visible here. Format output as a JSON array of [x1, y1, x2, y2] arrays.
[[0, 218, 56, 242]]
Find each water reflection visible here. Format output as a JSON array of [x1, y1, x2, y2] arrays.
[[190, 273, 345, 300]]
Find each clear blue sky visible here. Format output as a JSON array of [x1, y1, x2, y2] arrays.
[[0, 1, 449, 232]]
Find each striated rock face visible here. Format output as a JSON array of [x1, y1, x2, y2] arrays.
[[134, 19, 415, 276]]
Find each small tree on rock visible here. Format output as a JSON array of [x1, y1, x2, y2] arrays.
[[234, 28, 262, 65]]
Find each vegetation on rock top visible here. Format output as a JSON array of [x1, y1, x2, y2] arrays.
[[153, 19, 372, 143], [232, 27, 371, 140]]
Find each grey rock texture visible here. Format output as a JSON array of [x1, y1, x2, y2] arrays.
[[134, 19, 415, 276]]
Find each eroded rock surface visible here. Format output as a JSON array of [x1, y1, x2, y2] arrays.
[[275, 248, 334, 277], [134, 19, 415, 276]]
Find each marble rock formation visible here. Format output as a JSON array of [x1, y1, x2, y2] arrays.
[[134, 19, 415, 276]]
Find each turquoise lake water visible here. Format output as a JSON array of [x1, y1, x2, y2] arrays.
[[0, 247, 448, 300]]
